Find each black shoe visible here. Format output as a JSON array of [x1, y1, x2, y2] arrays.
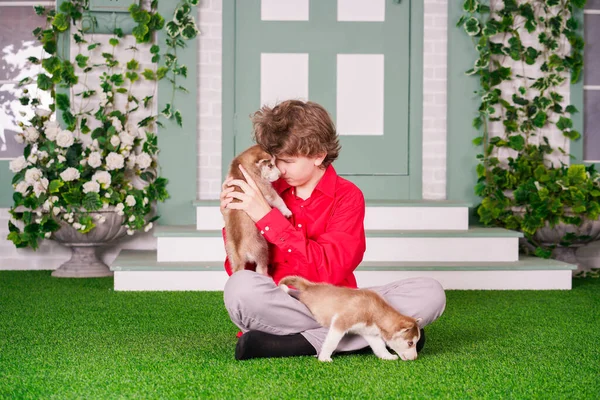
[[235, 331, 317, 360], [417, 328, 425, 353]]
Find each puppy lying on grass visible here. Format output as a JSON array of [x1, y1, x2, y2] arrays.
[[279, 276, 421, 362]]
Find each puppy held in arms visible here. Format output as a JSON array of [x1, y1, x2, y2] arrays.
[[223, 145, 292, 275], [279, 276, 421, 362]]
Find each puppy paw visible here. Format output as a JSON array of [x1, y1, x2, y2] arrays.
[[380, 354, 399, 361], [318, 356, 333, 362], [280, 207, 292, 218]]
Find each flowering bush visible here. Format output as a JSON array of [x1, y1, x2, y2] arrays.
[[7, 0, 198, 249]]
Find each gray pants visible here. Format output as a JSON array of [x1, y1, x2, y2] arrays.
[[223, 270, 446, 354]]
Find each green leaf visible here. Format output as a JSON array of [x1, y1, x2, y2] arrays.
[[181, 23, 199, 40], [52, 13, 70, 32], [83, 192, 102, 211], [126, 59, 140, 71], [565, 105, 578, 114], [142, 69, 156, 80], [42, 56, 62, 74], [150, 45, 160, 54], [532, 112, 547, 128], [63, 110, 76, 129], [161, 103, 172, 119], [472, 136, 483, 146], [109, 38, 119, 46], [37, 74, 53, 91], [556, 116, 573, 131], [508, 135, 525, 151], [49, 179, 64, 193], [174, 110, 183, 127], [110, 74, 124, 87], [174, 3, 192, 25], [56, 93, 70, 111], [126, 71, 139, 83], [166, 21, 181, 38], [464, 17, 481, 36], [132, 24, 150, 41], [62, 188, 82, 205], [156, 67, 169, 80], [34, 5, 46, 16], [87, 43, 100, 51]]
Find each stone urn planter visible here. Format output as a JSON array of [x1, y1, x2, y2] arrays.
[[512, 207, 600, 266], [51, 208, 127, 278]]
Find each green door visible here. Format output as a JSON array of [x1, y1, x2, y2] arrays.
[[228, 0, 419, 200]]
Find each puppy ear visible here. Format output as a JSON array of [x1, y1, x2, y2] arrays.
[[415, 318, 423, 327]]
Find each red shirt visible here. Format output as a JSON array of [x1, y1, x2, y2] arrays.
[[223, 165, 366, 288]]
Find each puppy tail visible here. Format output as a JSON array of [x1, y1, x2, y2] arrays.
[[279, 275, 314, 292]]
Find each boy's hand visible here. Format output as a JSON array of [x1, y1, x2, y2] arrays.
[[219, 176, 234, 216], [225, 165, 272, 222]]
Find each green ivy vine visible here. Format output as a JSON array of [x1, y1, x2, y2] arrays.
[[7, 0, 199, 249], [460, 0, 599, 258]]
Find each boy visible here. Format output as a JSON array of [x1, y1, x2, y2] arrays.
[[221, 100, 445, 360]]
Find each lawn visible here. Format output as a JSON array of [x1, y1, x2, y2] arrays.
[[1, 271, 599, 399]]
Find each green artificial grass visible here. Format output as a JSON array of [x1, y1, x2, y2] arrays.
[[1, 272, 599, 399]]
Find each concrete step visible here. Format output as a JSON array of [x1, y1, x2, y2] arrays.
[[153, 225, 522, 263], [193, 199, 472, 231], [110, 250, 575, 291]]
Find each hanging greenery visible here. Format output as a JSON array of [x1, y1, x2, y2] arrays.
[[7, 0, 199, 249], [459, 0, 598, 258]]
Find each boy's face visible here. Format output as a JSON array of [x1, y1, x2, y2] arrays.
[[275, 155, 325, 187]]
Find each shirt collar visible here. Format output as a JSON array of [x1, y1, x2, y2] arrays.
[[273, 165, 337, 198]]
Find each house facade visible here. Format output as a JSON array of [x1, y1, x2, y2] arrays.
[[1, 0, 596, 290]]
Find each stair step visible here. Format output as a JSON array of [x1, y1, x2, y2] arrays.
[[193, 199, 473, 231], [153, 225, 522, 263], [110, 250, 575, 291]]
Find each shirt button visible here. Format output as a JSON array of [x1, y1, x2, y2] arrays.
[[297, 224, 302, 228], [288, 249, 292, 253], [265, 226, 270, 231], [260, 230, 264, 235]]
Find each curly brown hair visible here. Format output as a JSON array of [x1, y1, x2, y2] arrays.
[[251, 100, 341, 168]]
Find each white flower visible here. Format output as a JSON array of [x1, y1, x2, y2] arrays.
[[110, 135, 121, 147], [57, 155, 66, 163], [27, 154, 38, 164], [44, 121, 61, 141], [128, 215, 135, 222], [87, 151, 103, 169], [83, 181, 100, 194], [46, 159, 55, 167], [23, 127, 40, 143], [53, 207, 61, 216], [125, 195, 136, 207], [110, 117, 123, 132], [36, 211, 42, 217], [72, 222, 82, 229], [104, 193, 111, 198], [14, 134, 24, 144], [106, 153, 124, 170], [44, 232, 52, 238], [103, 203, 109, 209], [50, 196, 59, 203], [56, 130, 74, 148], [60, 167, 80, 182], [91, 139, 99, 150], [119, 131, 135, 146], [35, 108, 52, 117], [136, 153, 152, 169], [25, 168, 43, 184], [9, 156, 28, 173], [33, 178, 49, 197], [144, 222, 153, 232], [126, 155, 136, 169], [127, 229, 134, 236], [37, 151, 48, 160], [35, 218, 42, 224], [99, 91, 111, 107], [143, 197, 149, 205], [126, 123, 142, 138], [80, 159, 87, 166], [42, 200, 52, 211], [115, 203, 125, 213], [15, 181, 30, 194]]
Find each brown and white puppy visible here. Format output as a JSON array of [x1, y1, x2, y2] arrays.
[[279, 276, 421, 362], [223, 145, 292, 275]]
